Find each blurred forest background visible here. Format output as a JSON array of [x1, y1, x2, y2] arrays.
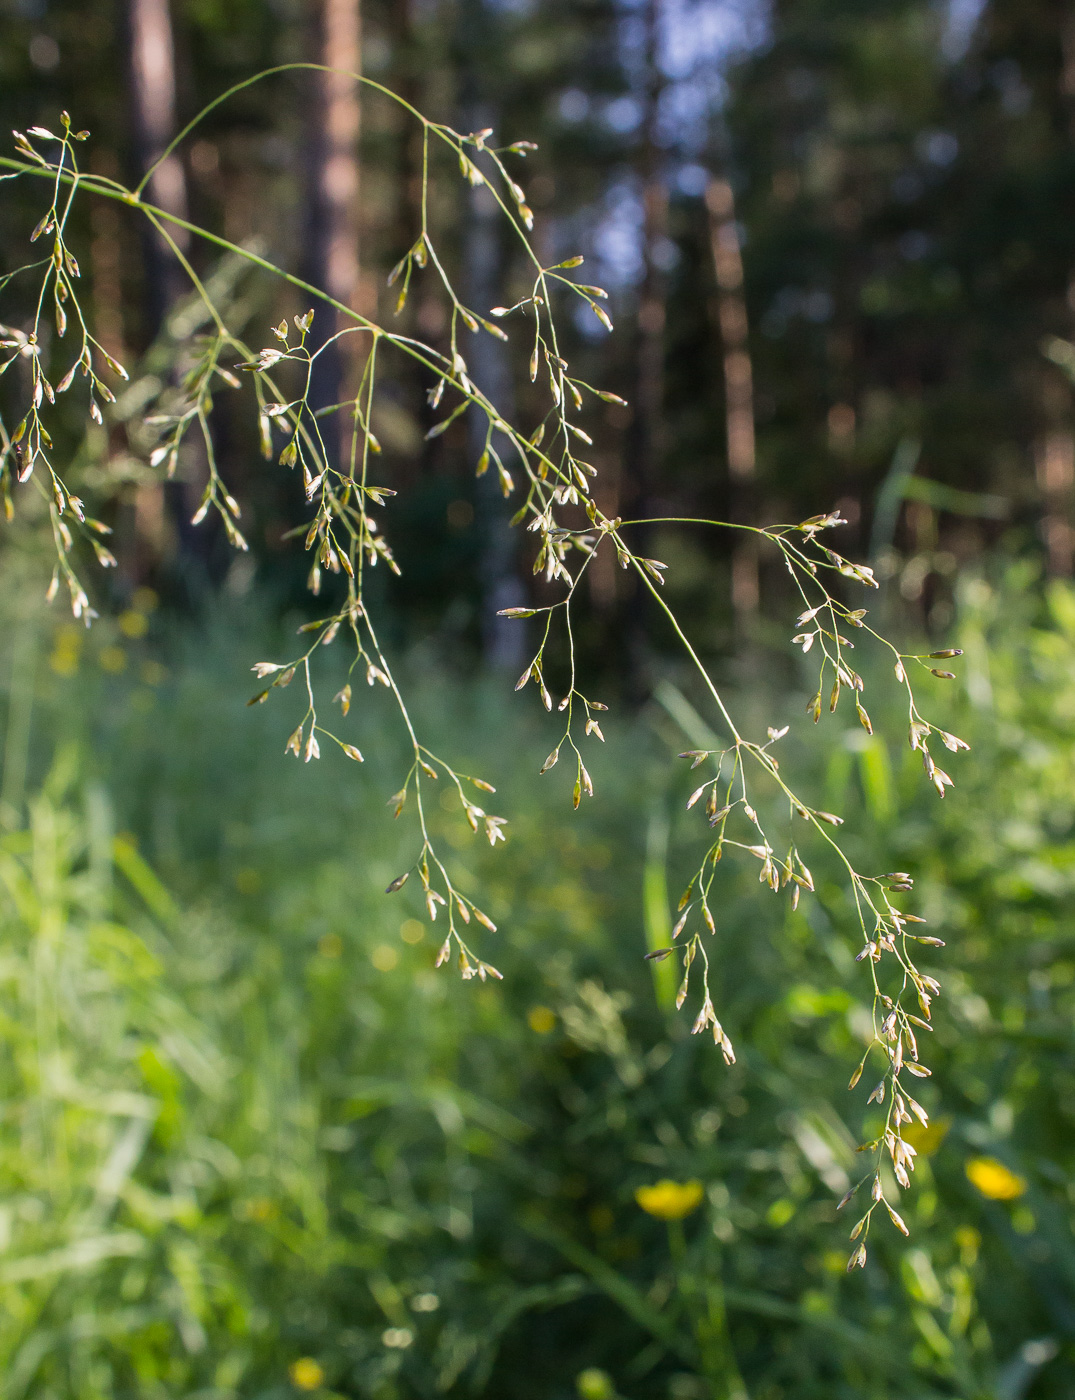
[[3, 0, 1075, 1396]]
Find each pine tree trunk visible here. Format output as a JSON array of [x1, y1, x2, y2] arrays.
[[126, 0, 194, 582], [302, 0, 363, 469], [622, 0, 667, 690], [626, 0, 667, 524], [458, 0, 526, 670], [127, 0, 188, 322], [706, 175, 758, 627]]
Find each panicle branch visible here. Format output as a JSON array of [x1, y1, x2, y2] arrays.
[[0, 74, 972, 1260]]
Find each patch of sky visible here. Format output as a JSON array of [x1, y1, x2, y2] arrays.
[[675, 163, 709, 197], [557, 3, 773, 322], [941, 0, 987, 62], [603, 95, 644, 135], [658, 0, 770, 152], [558, 88, 589, 124], [915, 130, 959, 167], [660, 0, 767, 83], [588, 175, 647, 290]]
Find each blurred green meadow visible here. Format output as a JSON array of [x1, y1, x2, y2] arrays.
[[1, 567, 1074, 1399]]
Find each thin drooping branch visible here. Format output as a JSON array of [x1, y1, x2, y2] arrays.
[[0, 77, 972, 1266]]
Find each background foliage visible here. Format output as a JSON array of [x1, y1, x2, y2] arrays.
[[5, 0, 1075, 650], [4, 0, 1075, 1395], [1, 569, 1075, 1397]]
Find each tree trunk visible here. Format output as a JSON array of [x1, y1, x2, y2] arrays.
[[315, 0, 362, 315], [1047, 12, 1075, 577], [457, 0, 527, 670], [127, 0, 188, 320], [126, 0, 192, 586], [626, 0, 667, 523], [1037, 430, 1074, 576], [621, 0, 667, 691], [705, 174, 758, 628], [302, 0, 363, 470]]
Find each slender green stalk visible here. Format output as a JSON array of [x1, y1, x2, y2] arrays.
[[0, 82, 972, 1255]]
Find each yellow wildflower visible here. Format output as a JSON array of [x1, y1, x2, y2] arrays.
[[528, 1005, 557, 1034], [49, 624, 81, 676], [577, 1368, 615, 1400], [634, 1178, 705, 1220], [289, 1358, 324, 1391], [903, 1117, 950, 1157], [118, 609, 149, 639], [966, 1156, 1026, 1200]]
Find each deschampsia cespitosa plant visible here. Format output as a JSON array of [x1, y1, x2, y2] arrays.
[[0, 70, 972, 1267]]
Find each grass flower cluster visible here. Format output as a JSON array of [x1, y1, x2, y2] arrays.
[[0, 69, 997, 1266]]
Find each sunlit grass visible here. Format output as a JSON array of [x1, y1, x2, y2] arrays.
[[0, 571, 1073, 1396]]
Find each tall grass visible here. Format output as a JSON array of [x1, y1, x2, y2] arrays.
[[0, 566, 1073, 1398]]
